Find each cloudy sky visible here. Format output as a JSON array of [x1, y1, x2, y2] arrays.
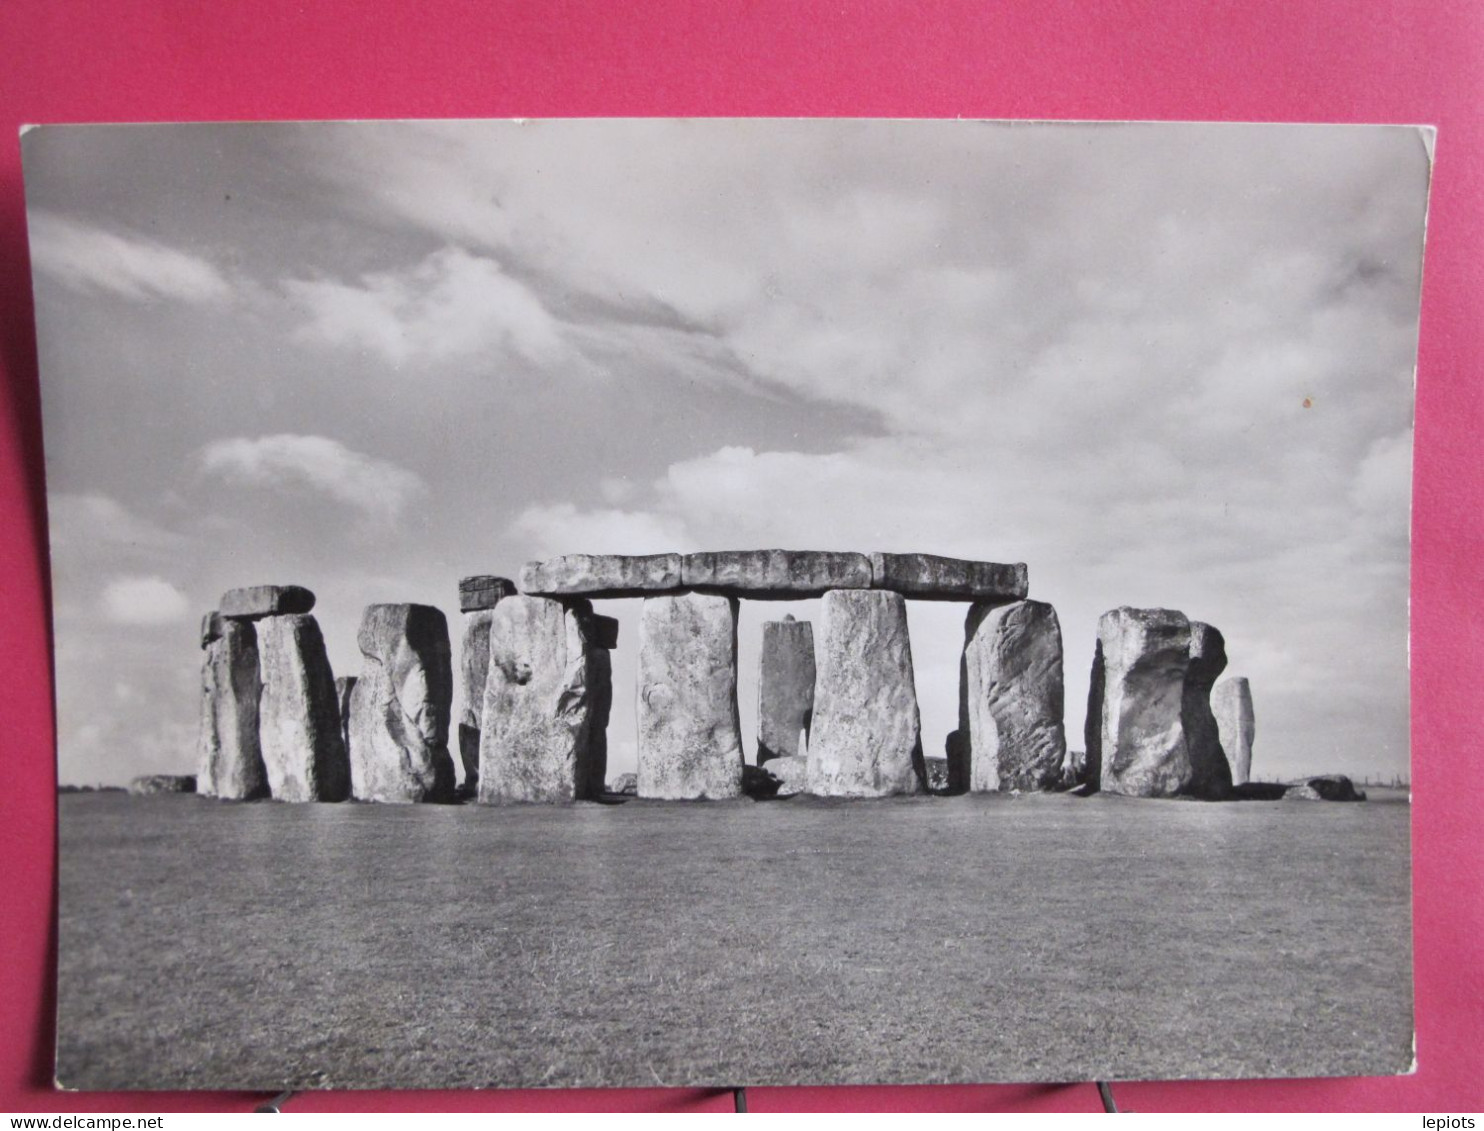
[[23, 120, 1429, 787]]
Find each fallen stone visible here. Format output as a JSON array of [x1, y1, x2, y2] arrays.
[[348, 604, 456, 804], [1088, 608, 1230, 799], [1213, 676, 1256, 786], [479, 596, 598, 803], [742, 762, 782, 799], [681, 550, 871, 597], [457, 608, 495, 794], [809, 589, 924, 797], [196, 618, 268, 801], [200, 611, 224, 647], [757, 615, 815, 763], [869, 553, 1029, 602], [1284, 774, 1365, 802], [128, 774, 196, 795], [1059, 748, 1089, 790], [761, 754, 809, 796], [608, 772, 638, 796], [960, 599, 1067, 792], [458, 574, 517, 612], [257, 613, 349, 802], [520, 554, 682, 599], [637, 592, 744, 800], [219, 584, 316, 619]]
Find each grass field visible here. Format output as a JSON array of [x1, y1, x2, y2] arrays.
[[56, 790, 1413, 1090]]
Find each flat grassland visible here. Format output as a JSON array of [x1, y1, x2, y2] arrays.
[[56, 790, 1413, 1090]]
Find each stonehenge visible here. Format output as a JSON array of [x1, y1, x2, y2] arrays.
[[757, 615, 815, 763], [809, 589, 924, 798], [478, 595, 600, 803], [1085, 608, 1233, 799], [348, 604, 457, 803], [179, 554, 1287, 808], [638, 592, 744, 799], [1214, 677, 1256, 785], [959, 599, 1067, 792]]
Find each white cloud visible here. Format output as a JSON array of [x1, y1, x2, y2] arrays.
[[100, 575, 191, 625], [509, 501, 692, 559], [199, 433, 427, 524], [284, 246, 566, 368], [28, 210, 232, 304]]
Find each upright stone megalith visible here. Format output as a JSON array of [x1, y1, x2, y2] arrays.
[[256, 613, 349, 802], [196, 617, 268, 801], [1182, 622, 1233, 799], [808, 589, 924, 797], [1213, 676, 1256, 786], [479, 595, 597, 803], [757, 615, 815, 764], [960, 599, 1067, 792], [1088, 607, 1229, 799], [456, 574, 516, 795], [335, 676, 356, 765], [348, 604, 456, 803], [637, 592, 744, 800]]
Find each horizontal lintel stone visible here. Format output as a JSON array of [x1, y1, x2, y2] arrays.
[[520, 554, 683, 599], [458, 574, 517, 611], [219, 584, 316, 619], [681, 550, 871, 598], [868, 553, 1027, 601]]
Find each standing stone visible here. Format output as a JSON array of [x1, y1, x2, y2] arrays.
[[1088, 608, 1229, 799], [1182, 622, 1233, 799], [458, 608, 497, 795], [348, 604, 456, 804], [196, 618, 268, 801], [757, 615, 815, 763], [960, 599, 1067, 792], [637, 592, 744, 800], [585, 646, 613, 799], [335, 676, 356, 766], [479, 596, 597, 803], [808, 589, 924, 797], [1213, 676, 1256, 786], [257, 614, 349, 802]]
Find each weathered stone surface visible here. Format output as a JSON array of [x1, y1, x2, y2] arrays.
[[200, 611, 224, 647], [348, 604, 456, 804], [197, 619, 268, 800], [960, 599, 1067, 792], [257, 614, 349, 802], [638, 592, 744, 800], [1284, 774, 1365, 802], [479, 596, 597, 803], [757, 615, 815, 763], [681, 550, 871, 597], [457, 608, 495, 794], [1088, 608, 1230, 799], [586, 647, 613, 799], [809, 590, 924, 797], [128, 774, 196, 795], [869, 553, 1029, 602], [335, 676, 356, 764], [608, 772, 638, 796], [762, 754, 809, 796], [1213, 676, 1256, 786], [520, 554, 682, 599], [219, 584, 316, 619], [458, 574, 516, 612]]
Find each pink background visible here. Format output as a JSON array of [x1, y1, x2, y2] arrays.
[[0, 1, 1479, 1113]]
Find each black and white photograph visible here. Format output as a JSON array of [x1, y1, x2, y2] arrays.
[[24, 118, 1428, 1090]]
